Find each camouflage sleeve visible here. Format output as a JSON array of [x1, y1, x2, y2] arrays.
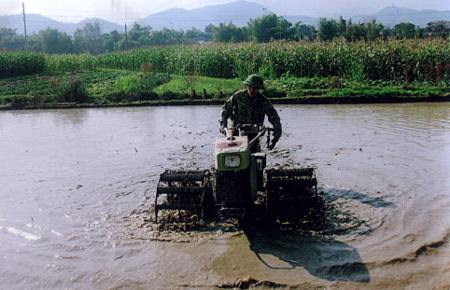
[[219, 95, 234, 128], [266, 103, 282, 141]]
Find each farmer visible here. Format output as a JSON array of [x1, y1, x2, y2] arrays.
[[219, 74, 282, 150]]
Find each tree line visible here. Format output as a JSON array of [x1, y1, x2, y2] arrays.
[[1, 13, 449, 54]]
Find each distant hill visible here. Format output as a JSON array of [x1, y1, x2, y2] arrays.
[[371, 6, 450, 27], [1, 14, 64, 35], [75, 18, 124, 34], [0, 1, 448, 36], [0, 14, 124, 35], [136, 1, 270, 30], [283, 15, 320, 27]]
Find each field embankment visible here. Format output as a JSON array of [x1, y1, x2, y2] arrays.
[[1, 39, 449, 109]]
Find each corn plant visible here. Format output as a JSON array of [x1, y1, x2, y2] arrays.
[[0, 51, 46, 78], [31, 38, 450, 82]]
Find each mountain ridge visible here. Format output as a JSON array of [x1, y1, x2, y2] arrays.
[[1, 1, 448, 35]]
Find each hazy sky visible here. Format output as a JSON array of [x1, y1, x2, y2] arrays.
[[2, 0, 449, 23]]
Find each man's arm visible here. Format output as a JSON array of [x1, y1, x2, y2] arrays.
[[265, 102, 282, 149], [266, 105, 282, 141], [219, 96, 234, 131]]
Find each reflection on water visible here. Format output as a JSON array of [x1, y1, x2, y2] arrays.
[[0, 103, 449, 289]]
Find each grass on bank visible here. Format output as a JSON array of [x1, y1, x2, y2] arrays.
[[1, 69, 449, 109]]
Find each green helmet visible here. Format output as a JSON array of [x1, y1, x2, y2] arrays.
[[243, 74, 265, 89]]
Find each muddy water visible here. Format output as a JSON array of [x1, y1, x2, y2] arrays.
[[0, 103, 449, 289]]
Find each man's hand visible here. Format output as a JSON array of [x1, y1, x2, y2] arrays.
[[219, 126, 225, 133], [267, 139, 278, 150]]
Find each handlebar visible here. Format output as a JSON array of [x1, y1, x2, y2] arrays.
[[248, 127, 273, 149], [222, 125, 273, 150]]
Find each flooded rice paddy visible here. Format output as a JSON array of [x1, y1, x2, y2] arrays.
[[0, 103, 449, 289]]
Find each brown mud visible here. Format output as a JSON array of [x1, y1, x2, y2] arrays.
[[0, 104, 449, 289]]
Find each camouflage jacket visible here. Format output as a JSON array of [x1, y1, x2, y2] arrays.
[[219, 90, 282, 141]]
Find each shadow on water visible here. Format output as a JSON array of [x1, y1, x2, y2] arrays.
[[243, 189, 396, 283], [244, 226, 370, 283]]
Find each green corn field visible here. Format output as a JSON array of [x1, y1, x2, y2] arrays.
[[0, 51, 46, 78], [2, 38, 449, 82]]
